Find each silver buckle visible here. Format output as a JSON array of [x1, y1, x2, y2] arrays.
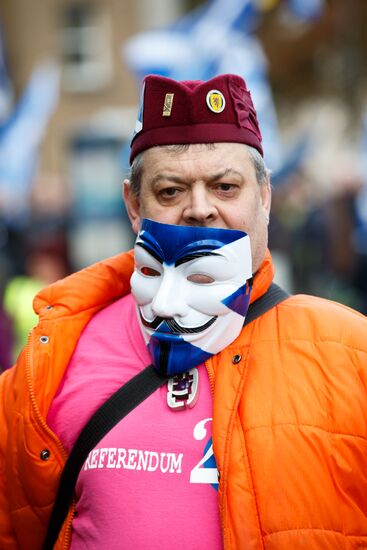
[[167, 368, 199, 411]]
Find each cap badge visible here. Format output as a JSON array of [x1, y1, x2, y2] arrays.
[[206, 89, 225, 113], [163, 93, 174, 116]]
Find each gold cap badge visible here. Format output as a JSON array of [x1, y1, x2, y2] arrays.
[[163, 93, 174, 116], [206, 89, 226, 113]]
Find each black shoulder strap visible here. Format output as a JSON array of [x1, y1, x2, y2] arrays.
[[244, 282, 290, 326], [43, 282, 290, 549]]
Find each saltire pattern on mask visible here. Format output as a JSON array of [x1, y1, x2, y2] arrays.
[[131, 219, 253, 376]]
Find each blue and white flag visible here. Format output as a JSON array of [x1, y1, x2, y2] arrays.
[[123, 0, 325, 178], [0, 60, 60, 225], [123, 0, 281, 171]]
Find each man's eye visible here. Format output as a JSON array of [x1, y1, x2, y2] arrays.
[[160, 187, 179, 197], [217, 183, 234, 191], [187, 274, 215, 284], [140, 266, 161, 277]]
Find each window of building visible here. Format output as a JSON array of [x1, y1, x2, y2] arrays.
[[59, 2, 112, 92]]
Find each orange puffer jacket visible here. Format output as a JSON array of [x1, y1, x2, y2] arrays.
[[1, 250, 367, 549]]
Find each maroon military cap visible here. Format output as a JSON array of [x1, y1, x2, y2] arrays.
[[129, 73, 263, 164]]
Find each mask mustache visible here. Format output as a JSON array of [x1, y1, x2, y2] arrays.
[[140, 313, 217, 334]]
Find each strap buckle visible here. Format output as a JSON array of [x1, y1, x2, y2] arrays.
[[167, 368, 199, 411]]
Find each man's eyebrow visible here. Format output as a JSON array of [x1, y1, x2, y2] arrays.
[[136, 242, 163, 264], [206, 168, 244, 184], [150, 174, 186, 186], [175, 251, 219, 267], [150, 169, 244, 187]]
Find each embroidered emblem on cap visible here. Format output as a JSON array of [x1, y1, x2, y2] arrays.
[[206, 89, 225, 113], [163, 93, 174, 116]]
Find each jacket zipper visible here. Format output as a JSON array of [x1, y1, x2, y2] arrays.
[[205, 360, 215, 396], [62, 501, 76, 549], [25, 329, 71, 548], [25, 330, 68, 456]]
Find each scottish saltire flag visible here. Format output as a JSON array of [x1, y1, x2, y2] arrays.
[[122, 0, 325, 178], [123, 0, 281, 171], [124, 0, 259, 82], [0, 61, 60, 225]]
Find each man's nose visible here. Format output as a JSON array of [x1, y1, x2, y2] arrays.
[[182, 185, 218, 225], [151, 268, 187, 318]]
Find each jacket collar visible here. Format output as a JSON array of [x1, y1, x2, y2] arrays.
[[250, 249, 274, 303]]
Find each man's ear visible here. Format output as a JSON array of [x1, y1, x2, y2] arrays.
[[260, 175, 272, 222], [123, 179, 141, 234]]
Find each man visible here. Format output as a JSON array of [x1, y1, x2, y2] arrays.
[[1, 74, 366, 549]]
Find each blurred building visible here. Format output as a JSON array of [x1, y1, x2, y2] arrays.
[[0, 0, 186, 269]]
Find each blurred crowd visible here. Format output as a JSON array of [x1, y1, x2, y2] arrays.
[[270, 167, 367, 315], [0, 224, 70, 370]]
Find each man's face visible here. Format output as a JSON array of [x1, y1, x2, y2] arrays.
[[124, 142, 271, 273]]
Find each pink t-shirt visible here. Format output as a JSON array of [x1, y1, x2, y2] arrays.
[[48, 294, 222, 549]]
